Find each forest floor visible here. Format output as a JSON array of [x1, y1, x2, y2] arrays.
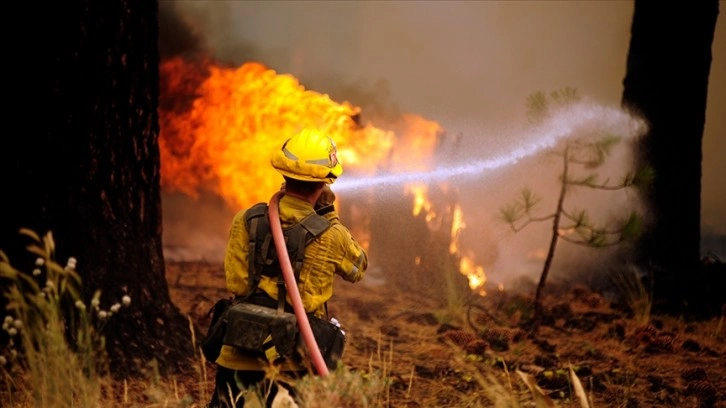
[[166, 261, 725, 408]]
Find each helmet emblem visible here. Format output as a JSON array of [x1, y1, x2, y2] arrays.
[[327, 136, 339, 168]]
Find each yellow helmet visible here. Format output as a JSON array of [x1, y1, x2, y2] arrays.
[[270, 129, 344, 184]]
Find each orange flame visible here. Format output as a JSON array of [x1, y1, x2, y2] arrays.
[[460, 254, 486, 294], [450, 205, 465, 254], [159, 58, 394, 209], [451, 204, 486, 292], [407, 183, 487, 292], [407, 185, 434, 219]]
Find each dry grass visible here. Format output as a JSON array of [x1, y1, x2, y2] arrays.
[[0, 230, 131, 408], [609, 264, 652, 326], [5, 238, 721, 407]]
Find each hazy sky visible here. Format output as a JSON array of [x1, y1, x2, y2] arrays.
[[167, 1, 725, 270]]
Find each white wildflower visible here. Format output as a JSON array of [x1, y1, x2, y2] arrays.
[[35, 257, 45, 266], [91, 298, 100, 308], [8, 327, 17, 336], [122, 295, 131, 306], [1, 323, 7, 331], [110, 303, 121, 313], [45, 280, 55, 290], [32, 268, 41, 276], [12, 320, 22, 330], [66, 257, 77, 270], [0, 356, 6, 365], [98, 310, 108, 319], [3, 316, 12, 325], [75, 300, 86, 310]]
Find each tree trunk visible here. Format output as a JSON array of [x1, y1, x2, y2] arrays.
[[621, 1, 719, 314], [533, 146, 569, 327], [1, 0, 194, 376]]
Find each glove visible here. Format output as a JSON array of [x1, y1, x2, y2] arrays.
[[316, 184, 336, 207], [315, 185, 336, 214]]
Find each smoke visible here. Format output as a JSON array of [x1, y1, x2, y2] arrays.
[[158, 2, 205, 60], [159, 2, 724, 281], [441, 101, 648, 287]]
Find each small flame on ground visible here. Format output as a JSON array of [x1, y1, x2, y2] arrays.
[[450, 206, 465, 254], [408, 180, 487, 292], [460, 255, 486, 292], [407, 184, 434, 219]]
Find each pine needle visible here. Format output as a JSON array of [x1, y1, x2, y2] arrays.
[[516, 369, 555, 408], [570, 365, 590, 408]]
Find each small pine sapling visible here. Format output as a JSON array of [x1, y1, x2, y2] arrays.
[[500, 88, 652, 328]]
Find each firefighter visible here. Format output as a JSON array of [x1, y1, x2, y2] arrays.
[[208, 129, 368, 408]]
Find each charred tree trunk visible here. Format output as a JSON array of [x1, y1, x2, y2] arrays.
[[621, 1, 720, 315], [2, 1, 194, 376]]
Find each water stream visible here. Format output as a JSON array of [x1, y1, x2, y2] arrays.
[[334, 102, 645, 193]]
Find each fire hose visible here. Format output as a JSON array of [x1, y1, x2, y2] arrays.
[[267, 191, 330, 376]]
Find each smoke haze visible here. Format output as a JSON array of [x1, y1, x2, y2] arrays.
[[159, 1, 725, 283]]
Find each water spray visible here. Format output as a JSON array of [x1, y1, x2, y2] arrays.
[[334, 103, 645, 193]]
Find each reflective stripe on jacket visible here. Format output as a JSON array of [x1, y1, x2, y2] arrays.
[[216, 194, 367, 370]]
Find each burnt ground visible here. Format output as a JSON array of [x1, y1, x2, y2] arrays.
[[166, 261, 725, 408]]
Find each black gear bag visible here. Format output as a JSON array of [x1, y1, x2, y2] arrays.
[[201, 203, 346, 369]]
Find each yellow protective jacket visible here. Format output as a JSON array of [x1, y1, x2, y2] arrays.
[[215, 194, 368, 371]]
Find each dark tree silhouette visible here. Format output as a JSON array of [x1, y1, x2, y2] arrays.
[[1, 1, 194, 376], [621, 1, 721, 315]]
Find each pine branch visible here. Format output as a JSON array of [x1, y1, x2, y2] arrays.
[[559, 234, 624, 248], [508, 214, 556, 233]]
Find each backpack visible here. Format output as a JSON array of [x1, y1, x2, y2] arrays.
[[203, 204, 347, 371], [243, 202, 331, 305]]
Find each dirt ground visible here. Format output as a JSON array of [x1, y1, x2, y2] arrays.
[[166, 261, 725, 408]]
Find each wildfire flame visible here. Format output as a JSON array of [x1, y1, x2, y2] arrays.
[[450, 198, 487, 293], [159, 57, 395, 209], [158, 56, 486, 293], [408, 185, 434, 220], [406, 182, 486, 292]]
